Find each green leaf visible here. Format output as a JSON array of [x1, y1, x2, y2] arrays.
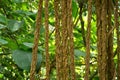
[[6, 39, 18, 50], [38, 46, 45, 52], [0, 24, 6, 29], [13, 0, 24, 3], [7, 20, 24, 32], [12, 50, 42, 71], [74, 49, 86, 58], [72, 0, 78, 17], [15, 10, 36, 16], [0, 38, 8, 45], [23, 42, 34, 48], [23, 42, 45, 51], [0, 14, 7, 24], [0, 74, 3, 78]]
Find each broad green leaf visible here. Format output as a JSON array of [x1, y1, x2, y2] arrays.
[[23, 42, 34, 48], [0, 74, 3, 78], [74, 49, 86, 58], [21, 2, 28, 10], [12, 50, 42, 71], [72, 0, 78, 17], [13, 0, 24, 3], [0, 14, 7, 24], [0, 39, 8, 45], [15, 10, 36, 16], [23, 42, 45, 51], [0, 24, 6, 29], [7, 20, 24, 32], [38, 46, 45, 52], [74, 49, 95, 58]]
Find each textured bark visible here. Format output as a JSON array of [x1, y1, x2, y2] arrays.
[[67, 0, 76, 79], [96, 0, 102, 79], [54, 0, 63, 80], [107, 0, 115, 80], [45, 0, 50, 80], [55, 0, 75, 79], [100, 0, 107, 79], [96, 0, 107, 80], [84, 0, 92, 80], [30, 0, 43, 80], [61, 0, 69, 80], [115, 0, 120, 79]]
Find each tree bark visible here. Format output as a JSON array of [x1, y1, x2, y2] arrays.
[[84, 0, 92, 80], [45, 0, 50, 79], [67, 0, 76, 79], [54, 0, 63, 80], [107, 0, 115, 80], [30, 0, 43, 80], [61, 0, 69, 80], [96, 0, 107, 80]]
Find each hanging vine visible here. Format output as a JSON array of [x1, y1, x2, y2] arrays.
[[45, 0, 50, 79], [67, 0, 76, 79], [100, 0, 107, 79], [61, 0, 69, 80], [54, 0, 63, 79], [84, 0, 92, 80], [30, 0, 43, 80], [107, 0, 115, 79], [96, 0, 107, 79]]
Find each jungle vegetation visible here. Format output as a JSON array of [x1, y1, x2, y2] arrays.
[[0, 0, 120, 80]]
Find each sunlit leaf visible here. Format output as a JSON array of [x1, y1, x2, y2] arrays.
[[23, 42, 34, 48], [0, 24, 6, 29], [72, 0, 78, 17], [0, 74, 3, 78]]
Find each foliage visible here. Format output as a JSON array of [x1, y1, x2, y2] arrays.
[[12, 49, 42, 71], [0, 0, 117, 80]]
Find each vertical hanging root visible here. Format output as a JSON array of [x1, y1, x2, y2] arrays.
[[107, 0, 115, 79], [61, 0, 69, 79], [30, 0, 43, 80], [84, 0, 92, 80], [67, 0, 76, 80], [96, 0, 107, 80], [45, 0, 50, 80], [54, 0, 62, 80], [55, 0, 76, 80]]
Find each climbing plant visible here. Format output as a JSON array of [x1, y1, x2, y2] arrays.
[[0, 0, 120, 80]]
